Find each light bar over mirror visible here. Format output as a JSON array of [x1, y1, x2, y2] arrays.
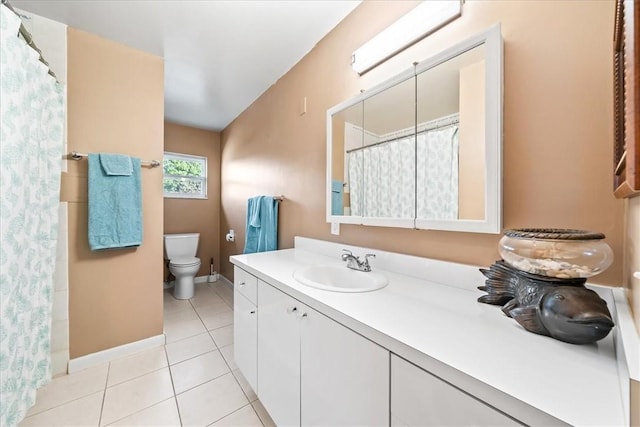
[[351, 0, 463, 75]]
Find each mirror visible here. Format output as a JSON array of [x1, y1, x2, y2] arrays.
[[326, 24, 502, 233]]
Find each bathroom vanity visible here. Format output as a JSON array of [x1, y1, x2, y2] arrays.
[[231, 237, 636, 426]]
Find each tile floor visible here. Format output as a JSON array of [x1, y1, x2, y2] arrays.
[[19, 281, 275, 427]]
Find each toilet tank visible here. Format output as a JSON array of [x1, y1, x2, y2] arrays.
[[164, 233, 200, 260]]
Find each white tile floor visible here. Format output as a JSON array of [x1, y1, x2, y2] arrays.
[[20, 281, 275, 427]]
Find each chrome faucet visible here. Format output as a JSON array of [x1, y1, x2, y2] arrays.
[[341, 249, 375, 272]]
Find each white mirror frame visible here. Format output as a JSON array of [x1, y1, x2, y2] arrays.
[[326, 24, 503, 234]]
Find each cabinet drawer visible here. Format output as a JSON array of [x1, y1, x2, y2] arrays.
[[234, 266, 258, 304]]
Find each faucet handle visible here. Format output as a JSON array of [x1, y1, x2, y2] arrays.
[[341, 249, 354, 261], [342, 249, 353, 256], [362, 254, 376, 271]]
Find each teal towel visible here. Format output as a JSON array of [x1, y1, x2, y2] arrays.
[[331, 180, 343, 215], [99, 153, 133, 176], [88, 153, 142, 250], [243, 195, 278, 254]]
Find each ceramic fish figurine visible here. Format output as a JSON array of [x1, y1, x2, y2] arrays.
[[478, 261, 614, 345]]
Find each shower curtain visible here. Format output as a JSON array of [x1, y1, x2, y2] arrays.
[[0, 5, 65, 426], [416, 126, 459, 220], [348, 126, 458, 220], [349, 136, 415, 218]]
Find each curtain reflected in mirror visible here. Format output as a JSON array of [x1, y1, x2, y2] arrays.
[[327, 24, 502, 233], [359, 76, 415, 219], [417, 43, 485, 221]]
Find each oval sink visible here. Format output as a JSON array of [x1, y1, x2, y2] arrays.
[[293, 265, 388, 293]]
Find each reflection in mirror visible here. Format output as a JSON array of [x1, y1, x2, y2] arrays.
[[360, 76, 415, 219], [416, 44, 485, 221], [331, 102, 363, 216], [327, 24, 502, 233]]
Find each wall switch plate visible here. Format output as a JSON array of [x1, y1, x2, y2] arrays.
[[331, 222, 340, 235]]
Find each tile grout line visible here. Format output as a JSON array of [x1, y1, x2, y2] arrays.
[[205, 402, 261, 427], [172, 370, 236, 397], [163, 283, 237, 425], [99, 346, 169, 388], [22, 388, 105, 421], [229, 370, 256, 410], [164, 345, 184, 427], [189, 295, 221, 350], [251, 401, 271, 427], [167, 341, 219, 367], [97, 362, 111, 426], [99, 366, 175, 426], [190, 289, 235, 350], [210, 284, 265, 425]]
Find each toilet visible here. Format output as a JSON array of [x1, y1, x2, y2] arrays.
[[164, 233, 201, 300]]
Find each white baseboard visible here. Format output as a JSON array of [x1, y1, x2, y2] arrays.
[[197, 275, 233, 286], [217, 275, 233, 287], [68, 334, 166, 374], [165, 275, 218, 287]]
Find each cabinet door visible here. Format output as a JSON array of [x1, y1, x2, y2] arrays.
[[257, 281, 301, 427], [301, 308, 389, 426], [233, 290, 257, 392], [234, 266, 258, 304], [391, 355, 521, 426]]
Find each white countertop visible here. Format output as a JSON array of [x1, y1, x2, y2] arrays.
[[230, 238, 626, 426]]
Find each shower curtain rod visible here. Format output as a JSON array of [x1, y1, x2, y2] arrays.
[[1, 0, 57, 80], [346, 116, 459, 154]]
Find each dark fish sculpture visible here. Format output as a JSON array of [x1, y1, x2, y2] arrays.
[[478, 261, 614, 345]]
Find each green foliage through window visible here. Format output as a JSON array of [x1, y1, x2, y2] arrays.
[[163, 152, 207, 198]]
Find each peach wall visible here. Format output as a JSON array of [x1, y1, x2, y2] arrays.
[[64, 28, 164, 358], [221, 0, 624, 289], [164, 122, 222, 278]]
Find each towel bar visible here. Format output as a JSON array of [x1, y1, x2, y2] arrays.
[[67, 151, 160, 168]]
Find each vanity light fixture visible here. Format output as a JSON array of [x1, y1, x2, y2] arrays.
[[351, 0, 462, 75]]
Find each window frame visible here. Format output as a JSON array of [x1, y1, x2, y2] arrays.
[[163, 151, 208, 199]]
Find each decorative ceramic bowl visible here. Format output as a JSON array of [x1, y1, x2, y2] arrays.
[[498, 228, 613, 279]]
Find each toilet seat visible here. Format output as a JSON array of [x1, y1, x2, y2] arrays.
[[170, 257, 200, 267]]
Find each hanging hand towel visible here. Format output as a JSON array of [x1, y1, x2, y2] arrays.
[[243, 195, 278, 254], [88, 153, 143, 250], [99, 153, 133, 175]]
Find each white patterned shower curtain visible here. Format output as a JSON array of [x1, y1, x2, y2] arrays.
[[348, 126, 458, 220], [416, 126, 459, 220], [0, 5, 65, 426], [349, 136, 416, 219]]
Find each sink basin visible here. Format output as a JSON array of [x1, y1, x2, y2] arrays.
[[293, 265, 388, 293]]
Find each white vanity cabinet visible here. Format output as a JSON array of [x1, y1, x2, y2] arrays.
[[391, 355, 522, 426], [257, 279, 389, 427], [233, 266, 258, 392], [257, 278, 302, 426], [300, 299, 389, 426]]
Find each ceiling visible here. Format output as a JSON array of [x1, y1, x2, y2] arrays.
[[11, 0, 361, 131]]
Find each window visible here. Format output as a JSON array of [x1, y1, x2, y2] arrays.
[[163, 152, 207, 199]]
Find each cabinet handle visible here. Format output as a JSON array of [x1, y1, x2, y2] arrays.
[[250, 310, 256, 314], [287, 306, 297, 314], [239, 281, 246, 287], [297, 312, 308, 319]]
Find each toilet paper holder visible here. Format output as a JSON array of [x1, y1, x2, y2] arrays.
[[225, 229, 235, 242]]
